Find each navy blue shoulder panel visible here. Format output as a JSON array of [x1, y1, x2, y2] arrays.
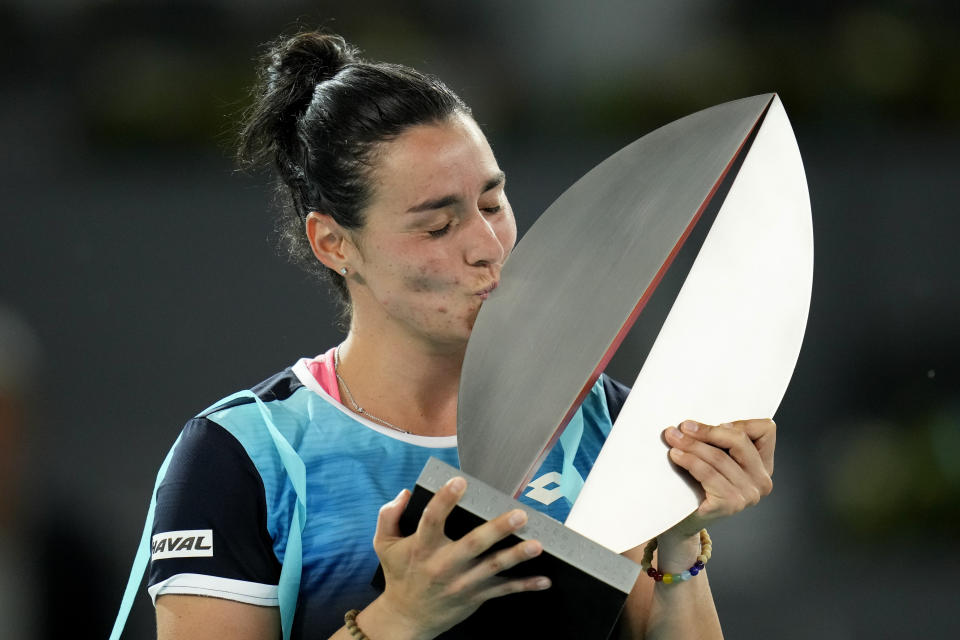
[[151, 369, 305, 586], [250, 367, 305, 402], [148, 416, 282, 588], [602, 375, 631, 424], [199, 368, 306, 416]]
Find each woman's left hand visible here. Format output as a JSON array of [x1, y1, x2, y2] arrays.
[[660, 418, 776, 539]]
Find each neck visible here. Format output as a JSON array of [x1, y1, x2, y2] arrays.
[[335, 324, 466, 437]]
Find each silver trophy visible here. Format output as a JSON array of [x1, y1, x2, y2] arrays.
[[387, 94, 812, 639]]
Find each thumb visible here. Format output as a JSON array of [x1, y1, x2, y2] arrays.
[[374, 488, 411, 545]]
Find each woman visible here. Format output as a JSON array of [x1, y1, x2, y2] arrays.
[[146, 31, 775, 640]]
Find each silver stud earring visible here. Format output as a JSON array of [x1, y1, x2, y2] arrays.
[[340, 267, 348, 275]]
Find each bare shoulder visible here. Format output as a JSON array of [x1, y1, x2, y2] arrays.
[[156, 595, 280, 640]]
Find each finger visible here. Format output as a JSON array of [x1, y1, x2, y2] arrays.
[[416, 476, 467, 545], [727, 418, 776, 475], [671, 424, 771, 504], [670, 448, 752, 520], [475, 574, 552, 602], [670, 422, 772, 497], [668, 447, 746, 517], [457, 538, 543, 586], [373, 489, 410, 547], [444, 508, 530, 565], [667, 423, 754, 479], [680, 421, 760, 470]]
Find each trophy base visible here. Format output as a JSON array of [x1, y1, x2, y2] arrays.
[[374, 457, 641, 639]]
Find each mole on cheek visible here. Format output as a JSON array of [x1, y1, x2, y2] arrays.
[[437, 306, 448, 314]]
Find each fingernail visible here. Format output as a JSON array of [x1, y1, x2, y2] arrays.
[[523, 541, 541, 557], [536, 577, 551, 590], [682, 421, 699, 433], [670, 448, 684, 459], [392, 489, 406, 504], [509, 509, 527, 527], [667, 426, 683, 439], [447, 477, 466, 492]]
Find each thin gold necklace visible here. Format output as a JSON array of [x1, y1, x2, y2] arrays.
[[334, 346, 410, 434]]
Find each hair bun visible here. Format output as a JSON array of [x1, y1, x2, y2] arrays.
[[238, 32, 360, 170], [268, 32, 358, 91]]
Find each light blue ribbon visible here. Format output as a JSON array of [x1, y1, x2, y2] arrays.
[[558, 409, 586, 505], [246, 391, 307, 640], [108, 431, 183, 640]]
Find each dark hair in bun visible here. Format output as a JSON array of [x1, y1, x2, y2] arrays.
[[238, 31, 471, 305]]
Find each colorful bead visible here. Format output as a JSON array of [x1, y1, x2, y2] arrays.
[[640, 529, 712, 585]]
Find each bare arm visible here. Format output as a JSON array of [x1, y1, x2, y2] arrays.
[[617, 418, 776, 639], [156, 595, 379, 640], [156, 596, 281, 640]]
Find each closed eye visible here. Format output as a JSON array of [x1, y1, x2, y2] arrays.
[[428, 223, 452, 238], [481, 205, 502, 214]]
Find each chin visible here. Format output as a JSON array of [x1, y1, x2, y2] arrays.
[[464, 309, 481, 333], [447, 321, 476, 348]]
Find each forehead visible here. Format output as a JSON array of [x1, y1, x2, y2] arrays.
[[367, 114, 500, 206]]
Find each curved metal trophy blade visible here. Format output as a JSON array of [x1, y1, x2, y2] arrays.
[[458, 94, 776, 496], [565, 95, 813, 552]]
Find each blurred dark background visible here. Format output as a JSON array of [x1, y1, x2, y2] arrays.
[[1, 1, 957, 638]]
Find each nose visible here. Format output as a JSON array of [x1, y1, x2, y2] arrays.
[[464, 210, 506, 267]]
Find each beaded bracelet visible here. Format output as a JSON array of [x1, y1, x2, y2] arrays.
[[344, 609, 370, 640], [640, 529, 712, 584]]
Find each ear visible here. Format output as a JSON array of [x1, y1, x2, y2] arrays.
[[305, 212, 356, 271]]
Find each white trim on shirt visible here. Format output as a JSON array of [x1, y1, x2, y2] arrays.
[[292, 357, 458, 449], [149, 573, 279, 607]]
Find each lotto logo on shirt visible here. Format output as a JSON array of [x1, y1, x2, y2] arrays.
[[151, 529, 214, 560]]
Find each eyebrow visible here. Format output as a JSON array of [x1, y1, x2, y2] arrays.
[[406, 171, 506, 213]]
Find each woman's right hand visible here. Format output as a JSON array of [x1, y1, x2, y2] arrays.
[[358, 476, 551, 640]]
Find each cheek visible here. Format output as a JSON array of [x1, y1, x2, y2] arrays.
[[405, 261, 460, 293], [497, 212, 518, 255], [403, 264, 471, 322]]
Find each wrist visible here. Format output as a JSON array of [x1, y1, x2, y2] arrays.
[[356, 596, 431, 640], [654, 530, 702, 574]]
